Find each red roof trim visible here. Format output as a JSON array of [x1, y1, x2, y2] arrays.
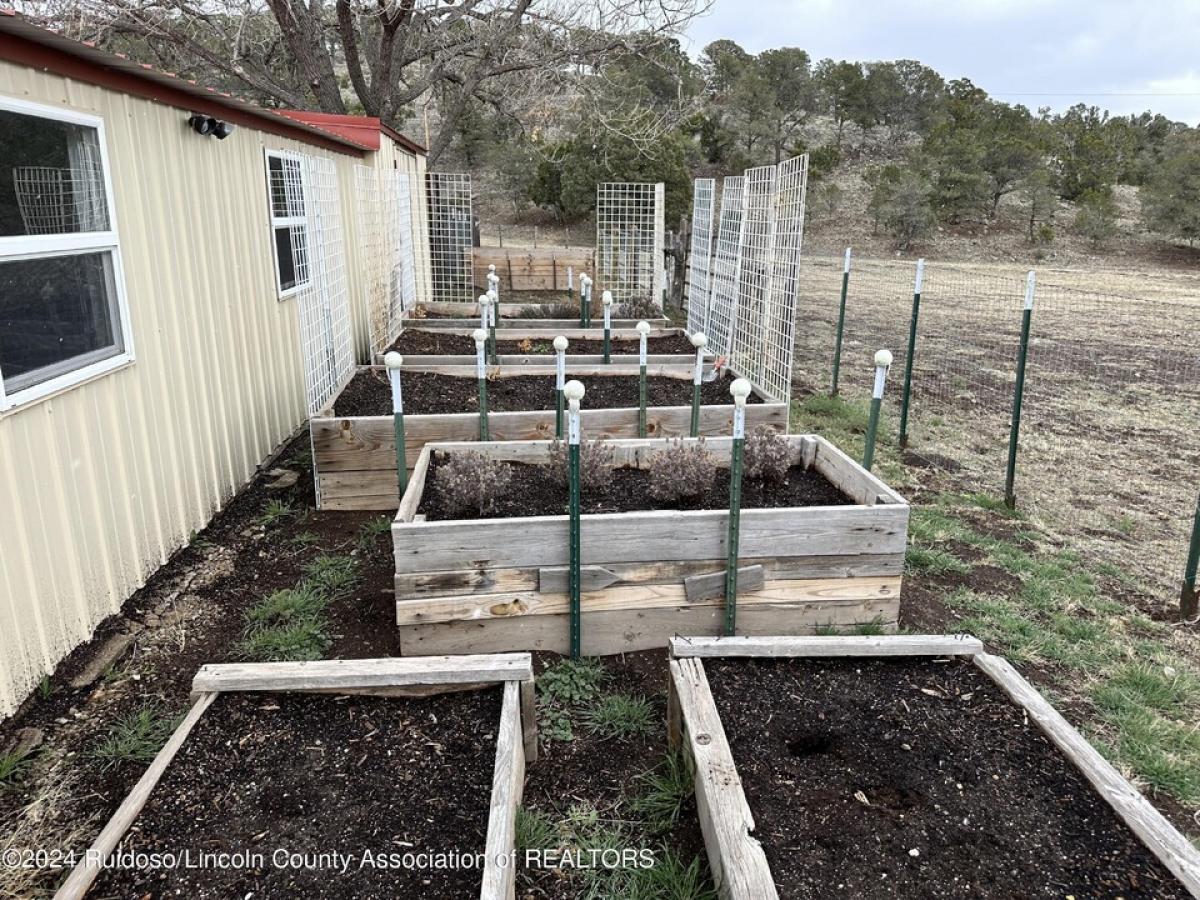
[[0, 15, 369, 156], [281, 109, 427, 156]]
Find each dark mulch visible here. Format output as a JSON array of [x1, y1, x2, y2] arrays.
[[705, 657, 1189, 899], [91, 689, 501, 900], [389, 331, 694, 356], [332, 370, 760, 417], [419, 457, 850, 521]]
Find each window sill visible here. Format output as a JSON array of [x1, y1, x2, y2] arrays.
[[0, 353, 136, 418]]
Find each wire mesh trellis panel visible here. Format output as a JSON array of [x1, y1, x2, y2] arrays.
[[759, 155, 809, 404], [705, 175, 745, 357], [596, 182, 661, 307], [686, 178, 716, 333], [426, 172, 473, 303], [355, 167, 420, 355], [731, 166, 777, 383], [296, 155, 355, 416]]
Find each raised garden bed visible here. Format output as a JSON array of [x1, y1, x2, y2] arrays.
[[58, 655, 536, 900], [385, 328, 694, 368], [667, 635, 1200, 899], [391, 435, 907, 656], [311, 369, 786, 510]]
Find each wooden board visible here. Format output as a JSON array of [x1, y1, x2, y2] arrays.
[[408, 323, 674, 338], [382, 353, 691, 368], [396, 363, 689, 378], [670, 634, 983, 658], [190, 654, 534, 694], [684, 566, 766, 603], [396, 554, 905, 599], [974, 653, 1200, 895], [395, 577, 900, 626], [394, 505, 908, 573], [481, 680, 525, 900], [669, 658, 778, 900], [398, 599, 900, 657]]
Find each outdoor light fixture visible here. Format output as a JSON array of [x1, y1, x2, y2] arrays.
[[188, 114, 235, 140]]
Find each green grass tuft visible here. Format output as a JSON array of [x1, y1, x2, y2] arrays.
[[236, 621, 329, 662], [302, 554, 359, 599], [92, 708, 180, 771], [583, 694, 656, 740], [246, 585, 326, 627], [630, 751, 693, 834], [515, 806, 557, 851], [257, 499, 297, 527], [905, 544, 970, 577]]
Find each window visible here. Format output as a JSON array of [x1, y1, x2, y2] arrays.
[[0, 97, 130, 409], [265, 151, 310, 297]]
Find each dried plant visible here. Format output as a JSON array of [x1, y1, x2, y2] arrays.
[[743, 426, 792, 483], [517, 338, 535, 353], [438, 451, 513, 517], [547, 438, 616, 492], [410, 304, 427, 319], [618, 296, 660, 320], [648, 439, 716, 503]]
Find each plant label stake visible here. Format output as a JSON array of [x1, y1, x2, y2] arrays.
[[553, 335, 568, 439], [863, 349, 892, 471], [689, 332, 707, 438], [1181, 492, 1200, 620], [384, 351, 407, 499], [474, 328, 490, 441], [636, 320, 651, 438], [563, 379, 586, 658], [724, 377, 752, 636], [898, 258, 924, 448], [602, 290, 613, 363], [478, 292, 492, 363], [487, 289, 499, 363], [831, 246, 852, 396]]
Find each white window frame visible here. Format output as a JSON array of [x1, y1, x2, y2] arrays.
[[264, 149, 311, 300], [0, 95, 133, 413]]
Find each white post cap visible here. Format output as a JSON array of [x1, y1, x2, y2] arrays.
[[384, 351, 403, 369], [635, 320, 651, 335], [602, 290, 614, 306], [553, 335, 569, 352], [874, 348, 894, 368], [563, 379, 585, 410], [580, 273, 592, 286], [730, 378, 752, 406], [690, 332, 708, 349], [473, 328, 488, 347], [488, 264, 496, 272], [486, 288, 498, 301], [478, 293, 492, 306]]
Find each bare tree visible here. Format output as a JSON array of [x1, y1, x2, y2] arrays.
[[16, 0, 707, 162]]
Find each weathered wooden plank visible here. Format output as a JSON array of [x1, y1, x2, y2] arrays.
[[671, 659, 778, 900], [395, 505, 909, 573], [481, 681, 525, 900], [684, 566, 765, 603], [813, 437, 907, 507], [410, 323, 673, 338], [669, 634, 984, 659], [519, 679, 538, 765], [538, 565, 622, 594], [974, 653, 1200, 894], [190, 654, 534, 694], [383, 353, 690, 367], [397, 363, 688, 378], [54, 692, 218, 900], [395, 554, 905, 599], [397, 446, 432, 524], [398, 598, 900, 657], [395, 577, 898, 627]]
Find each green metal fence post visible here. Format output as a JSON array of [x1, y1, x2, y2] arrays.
[[1181, 493, 1200, 620], [474, 328, 490, 441], [897, 258, 925, 448], [689, 332, 707, 438], [830, 247, 852, 396], [724, 378, 752, 635], [487, 268, 501, 308], [384, 352, 408, 499], [636, 321, 650, 438], [554, 335, 568, 439], [564, 379, 586, 658], [1004, 272, 1036, 510], [602, 291, 613, 363], [862, 349, 893, 472], [567, 266, 575, 318]]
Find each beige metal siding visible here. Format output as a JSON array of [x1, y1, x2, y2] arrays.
[[0, 61, 363, 717]]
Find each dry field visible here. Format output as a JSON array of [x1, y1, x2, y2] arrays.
[[794, 254, 1200, 605]]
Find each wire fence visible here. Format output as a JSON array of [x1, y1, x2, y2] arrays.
[[794, 251, 1200, 597]]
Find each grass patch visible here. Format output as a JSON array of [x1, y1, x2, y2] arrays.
[[238, 583, 331, 662], [515, 806, 557, 851], [537, 658, 607, 741], [302, 553, 359, 599], [356, 516, 392, 551], [631, 751, 693, 834], [92, 708, 180, 771], [905, 544, 970, 577], [583, 694, 656, 740], [257, 499, 297, 527], [790, 394, 904, 484], [0, 751, 33, 789]]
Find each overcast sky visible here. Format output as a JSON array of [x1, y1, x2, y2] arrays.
[[683, 0, 1200, 125]]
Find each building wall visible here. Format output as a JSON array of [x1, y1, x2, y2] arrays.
[[0, 59, 364, 717]]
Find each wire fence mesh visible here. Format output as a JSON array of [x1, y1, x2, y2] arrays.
[[705, 175, 744, 358], [686, 178, 716, 334], [596, 182, 662, 307], [793, 251, 1200, 596], [426, 172, 473, 303]]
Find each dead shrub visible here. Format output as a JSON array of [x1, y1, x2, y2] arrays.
[[438, 451, 513, 517], [648, 439, 716, 503], [743, 426, 791, 483], [547, 438, 615, 492]]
